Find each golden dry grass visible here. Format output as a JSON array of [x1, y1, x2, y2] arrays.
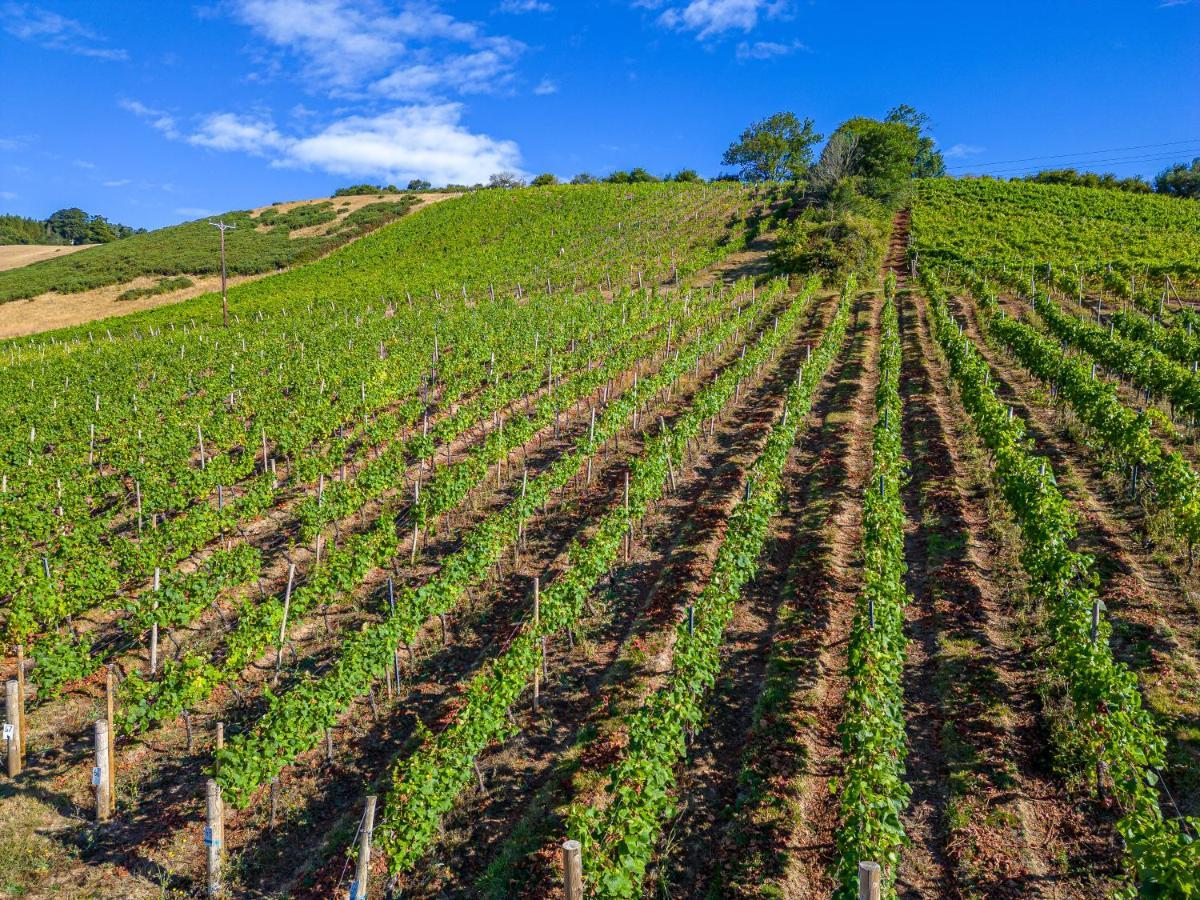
[[0, 243, 94, 271], [0, 193, 458, 339]]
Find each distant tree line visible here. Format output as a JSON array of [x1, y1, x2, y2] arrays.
[[0, 208, 143, 245], [1013, 159, 1200, 199], [1020, 168, 1152, 193]]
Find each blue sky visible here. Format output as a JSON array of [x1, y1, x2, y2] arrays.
[[2, 0, 1198, 229]]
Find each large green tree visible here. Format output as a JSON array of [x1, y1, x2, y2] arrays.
[[722, 112, 822, 183], [1155, 158, 1200, 199], [821, 106, 943, 203]]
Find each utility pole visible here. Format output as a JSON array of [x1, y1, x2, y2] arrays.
[[209, 220, 236, 327]]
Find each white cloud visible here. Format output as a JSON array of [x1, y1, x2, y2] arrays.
[[0, 138, 25, 151], [3, 3, 128, 60], [188, 112, 291, 155], [73, 159, 95, 169], [370, 39, 524, 100], [282, 104, 523, 186], [119, 98, 180, 140], [651, 0, 787, 39], [533, 77, 558, 95], [944, 143, 986, 159], [176, 207, 217, 218], [102, 179, 131, 187], [232, 0, 522, 97], [0, 191, 17, 201], [498, 0, 553, 11], [125, 95, 523, 187], [735, 39, 804, 60]]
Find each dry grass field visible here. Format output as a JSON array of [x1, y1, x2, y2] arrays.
[[0, 193, 457, 339], [0, 243, 93, 271]]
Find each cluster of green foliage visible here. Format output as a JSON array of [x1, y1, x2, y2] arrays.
[[116, 276, 194, 302], [254, 200, 339, 231], [723, 105, 942, 203], [0, 208, 143, 245], [335, 199, 416, 232], [722, 111, 822, 182], [1023, 168, 1152, 193], [332, 184, 403, 196], [1155, 157, 1200, 200], [772, 184, 890, 286], [911, 177, 1200, 283], [0, 215, 56, 245], [0, 195, 417, 303]]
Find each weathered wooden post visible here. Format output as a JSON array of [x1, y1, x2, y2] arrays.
[[205, 778, 224, 897], [858, 861, 881, 900], [149, 567, 161, 675], [562, 839, 583, 900], [274, 564, 296, 686], [106, 667, 116, 813], [16, 644, 27, 759], [5, 680, 20, 777], [532, 577, 541, 712], [93, 719, 110, 821], [351, 795, 377, 900]]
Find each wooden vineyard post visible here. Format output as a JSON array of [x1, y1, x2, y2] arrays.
[[532, 577, 541, 712], [16, 644, 26, 758], [623, 470, 631, 562], [215, 721, 224, 775], [205, 778, 224, 897], [562, 839, 583, 900], [105, 668, 116, 813], [351, 795, 377, 900], [93, 719, 110, 821], [857, 862, 881, 900], [274, 564, 296, 686], [150, 567, 161, 675], [5, 680, 20, 778]]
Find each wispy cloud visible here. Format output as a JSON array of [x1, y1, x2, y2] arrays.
[[533, 77, 558, 95], [72, 159, 95, 169], [102, 179, 131, 187], [370, 40, 525, 100], [944, 143, 986, 159], [0, 191, 17, 201], [0, 137, 27, 151], [188, 112, 291, 155], [175, 207, 216, 218], [735, 39, 804, 60], [3, 3, 128, 60], [638, 0, 788, 40], [497, 0, 553, 11], [119, 98, 180, 139]]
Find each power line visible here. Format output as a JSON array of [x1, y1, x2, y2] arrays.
[[946, 137, 1200, 171], [955, 150, 1197, 178]]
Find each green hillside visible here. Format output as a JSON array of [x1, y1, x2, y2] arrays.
[[912, 177, 1200, 286], [0, 197, 417, 303], [5, 182, 760, 344]]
